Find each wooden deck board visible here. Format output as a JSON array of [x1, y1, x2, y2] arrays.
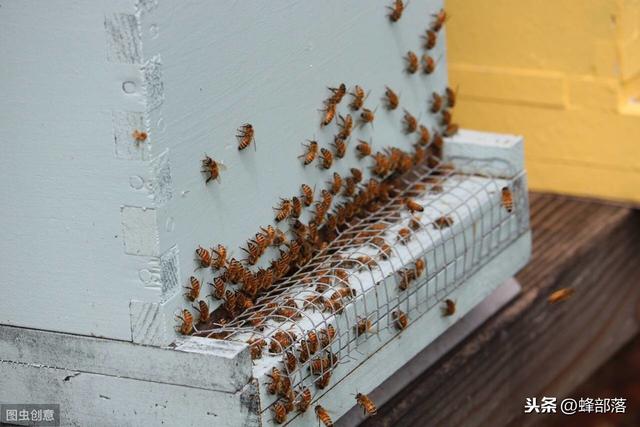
[[360, 193, 640, 427]]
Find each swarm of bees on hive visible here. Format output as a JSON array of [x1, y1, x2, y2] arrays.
[[176, 3, 517, 424]]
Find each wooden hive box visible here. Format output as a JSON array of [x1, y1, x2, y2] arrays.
[[0, 1, 531, 425]]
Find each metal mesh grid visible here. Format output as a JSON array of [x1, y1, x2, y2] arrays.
[[196, 156, 527, 414]]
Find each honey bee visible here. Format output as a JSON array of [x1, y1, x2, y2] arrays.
[[433, 215, 454, 229], [360, 108, 376, 127], [301, 184, 315, 206], [397, 227, 412, 244], [331, 286, 356, 301], [433, 132, 444, 149], [319, 148, 334, 169], [372, 152, 390, 177], [193, 300, 210, 323], [324, 172, 342, 195], [315, 405, 334, 427], [283, 394, 295, 412], [423, 30, 437, 49], [288, 196, 302, 219], [393, 310, 408, 330], [430, 92, 443, 113], [225, 258, 245, 284], [414, 258, 426, 277], [296, 387, 312, 412], [414, 127, 430, 147], [247, 337, 266, 360], [548, 288, 575, 304], [349, 85, 368, 111], [210, 276, 225, 299], [271, 255, 291, 279], [236, 123, 255, 151], [387, 0, 405, 22], [443, 123, 460, 136], [398, 268, 416, 290], [501, 187, 514, 213], [384, 86, 399, 110], [176, 309, 193, 335], [355, 317, 372, 336], [306, 330, 319, 354], [273, 228, 289, 246], [276, 304, 302, 321], [210, 244, 227, 270], [224, 289, 237, 313], [431, 8, 447, 32], [274, 198, 292, 222], [443, 123, 459, 137], [405, 198, 424, 213], [440, 109, 452, 127], [132, 129, 148, 143], [403, 109, 418, 133], [320, 189, 333, 208], [422, 55, 435, 74], [270, 330, 297, 353], [201, 155, 226, 184], [443, 299, 456, 316], [348, 168, 362, 184], [283, 351, 297, 373], [257, 267, 275, 291], [298, 339, 312, 363], [315, 371, 332, 389], [184, 276, 201, 301], [327, 83, 347, 105], [356, 255, 376, 270], [320, 325, 336, 348], [356, 393, 378, 416], [406, 51, 419, 74], [332, 137, 347, 159], [321, 102, 337, 127], [302, 295, 324, 313], [343, 177, 357, 197], [241, 270, 259, 297], [272, 400, 288, 424], [260, 225, 276, 244], [241, 241, 261, 266], [315, 204, 327, 226], [300, 140, 319, 166], [356, 139, 373, 158], [252, 233, 269, 253], [337, 114, 353, 139], [323, 297, 344, 315], [370, 236, 390, 259], [195, 246, 212, 268], [309, 354, 333, 375], [267, 367, 282, 395], [445, 86, 457, 107]]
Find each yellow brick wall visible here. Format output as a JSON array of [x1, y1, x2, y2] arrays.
[[446, 0, 640, 203]]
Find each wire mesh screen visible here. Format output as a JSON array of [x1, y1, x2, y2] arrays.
[[196, 157, 527, 415]]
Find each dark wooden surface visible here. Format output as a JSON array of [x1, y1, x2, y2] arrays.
[[361, 193, 640, 427]]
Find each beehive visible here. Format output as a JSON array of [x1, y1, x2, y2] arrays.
[[0, 1, 531, 426]]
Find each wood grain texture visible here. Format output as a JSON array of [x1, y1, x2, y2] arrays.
[[359, 193, 640, 427], [0, 360, 258, 427], [0, 326, 252, 393]]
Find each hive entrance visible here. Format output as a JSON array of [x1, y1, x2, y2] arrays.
[[194, 155, 524, 415]]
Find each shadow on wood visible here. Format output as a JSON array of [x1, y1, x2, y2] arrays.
[[361, 193, 640, 427]]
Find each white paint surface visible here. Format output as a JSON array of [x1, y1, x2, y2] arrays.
[[0, 0, 449, 341], [0, 0, 156, 340], [0, 360, 257, 427]]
